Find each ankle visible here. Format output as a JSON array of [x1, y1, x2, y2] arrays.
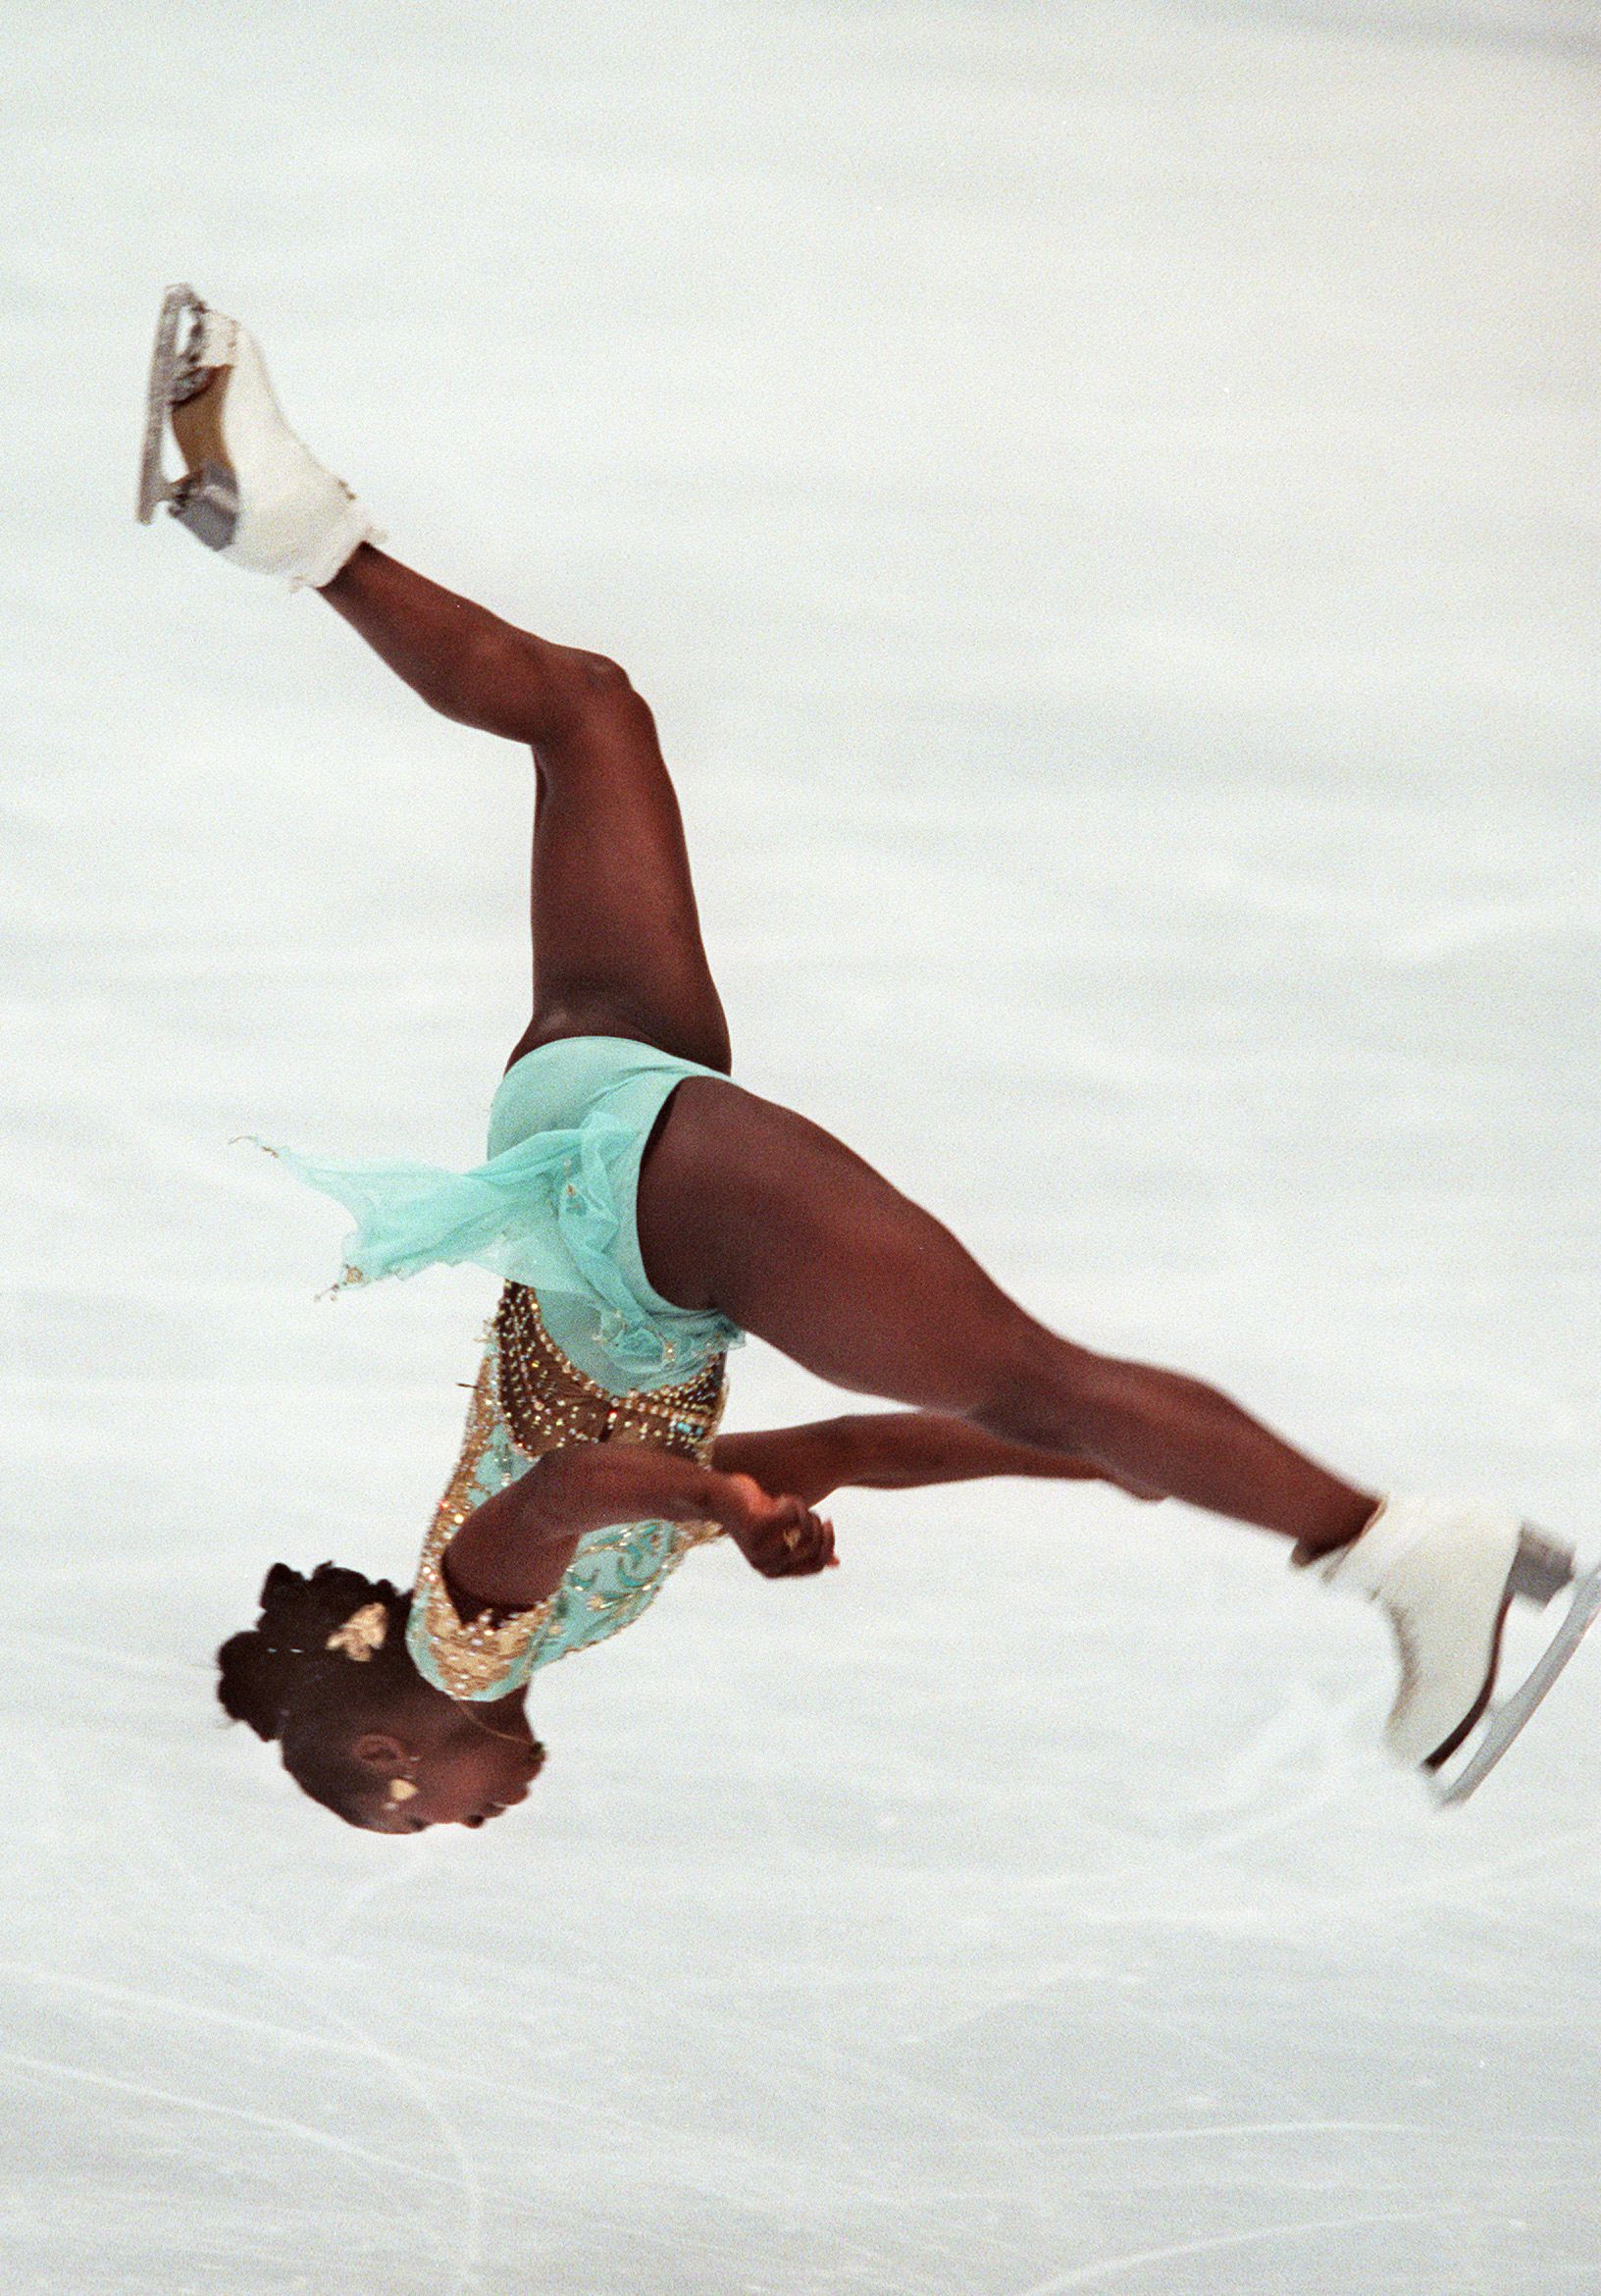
[[1290, 1491, 1382, 1568]]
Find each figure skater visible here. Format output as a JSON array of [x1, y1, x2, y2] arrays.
[[137, 287, 1594, 1833]]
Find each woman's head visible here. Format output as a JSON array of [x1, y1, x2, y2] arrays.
[[217, 1561, 545, 1833]]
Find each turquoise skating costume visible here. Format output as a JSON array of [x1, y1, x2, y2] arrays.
[[264, 1036, 744, 1696]]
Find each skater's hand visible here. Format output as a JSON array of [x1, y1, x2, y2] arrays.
[[714, 1474, 839, 1578]]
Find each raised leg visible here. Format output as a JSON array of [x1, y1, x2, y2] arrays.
[[637, 1078, 1377, 1552], [320, 545, 732, 1073]]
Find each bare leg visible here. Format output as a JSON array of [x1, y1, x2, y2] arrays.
[[319, 548, 1372, 1553], [321, 543, 606, 743], [639, 1079, 1377, 1554], [320, 545, 732, 1072]]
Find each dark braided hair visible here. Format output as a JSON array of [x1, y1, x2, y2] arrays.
[[217, 1562, 422, 1825]]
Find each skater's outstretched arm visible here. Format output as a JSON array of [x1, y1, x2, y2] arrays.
[[712, 1416, 1161, 1508], [445, 1442, 837, 1612]]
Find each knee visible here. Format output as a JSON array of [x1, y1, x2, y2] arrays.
[[565, 649, 648, 716], [538, 647, 653, 744], [570, 650, 635, 697]]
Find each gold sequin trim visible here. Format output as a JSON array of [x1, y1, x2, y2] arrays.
[[413, 1284, 728, 1697]]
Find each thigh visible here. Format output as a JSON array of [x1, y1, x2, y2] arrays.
[[635, 1077, 1057, 1414], [508, 673, 732, 1075]]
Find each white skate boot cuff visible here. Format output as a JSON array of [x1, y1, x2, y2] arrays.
[[205, 322, 386, 588], [1319, 1492, 1523, 1767], [284, 500, 387, 592], [1317, 1493, 1519, 1600]]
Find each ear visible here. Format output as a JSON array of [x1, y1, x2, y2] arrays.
[[350, 1732, 408, 1774]]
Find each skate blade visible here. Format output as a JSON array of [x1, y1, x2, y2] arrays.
[[1430, 1563, 1601, 1806], [135, 282, 204, 523]]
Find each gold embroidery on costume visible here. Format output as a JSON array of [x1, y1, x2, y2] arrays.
[[411, 1283, 727, 1699], [492, 1283, 726, 1462]]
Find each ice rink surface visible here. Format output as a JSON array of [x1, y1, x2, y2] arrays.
[[3, 2, 1599, 2288]]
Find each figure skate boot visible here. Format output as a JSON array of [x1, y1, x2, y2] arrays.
[[137, 283, 383, 588], [1316, 1493, 1599, 1803]]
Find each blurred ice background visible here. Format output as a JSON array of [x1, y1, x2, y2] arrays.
[[2, 2, 1598, 2289]]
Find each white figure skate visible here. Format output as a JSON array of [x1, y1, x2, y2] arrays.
[[136, 284, 383, 587], [1316, 1493, 1600, 1804]]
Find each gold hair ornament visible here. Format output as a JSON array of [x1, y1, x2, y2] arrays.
[[325, 1601, 389, 1660], [387, 1777, 420, 1803]]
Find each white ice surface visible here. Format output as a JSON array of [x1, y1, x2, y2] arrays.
[[3, 3, 1600, 2290]]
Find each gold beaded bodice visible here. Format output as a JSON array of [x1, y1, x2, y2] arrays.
[[407, 1284, 729, 1700]]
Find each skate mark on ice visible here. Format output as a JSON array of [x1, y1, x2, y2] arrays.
[[232, 1923, 490, 2294], [313, 1996, 490, 2296], [108, 1790, 492, 2296], [1212, 1, 1601, 68], [0, 1953, 475, 2064], [899, 1965, 1308, 2117], [0, 2045, 466, 2184], [1026, 2116, 1444, 2149], [1330, 1817, 1601, 1920], [1007, 2208, 1468, 2295]]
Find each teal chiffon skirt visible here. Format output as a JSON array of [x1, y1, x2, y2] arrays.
[[257, 1034, 744, 1392]]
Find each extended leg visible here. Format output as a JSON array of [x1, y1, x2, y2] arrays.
[[148, 296, 730, 1072], [320, 545, 731, 1072], [642, 1080, 1593, 1792], [321, 542, 614, 745], [637, 1079, 1376, 1552]]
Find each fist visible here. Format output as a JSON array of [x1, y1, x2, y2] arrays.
[[718, 1475, 838, 1578]]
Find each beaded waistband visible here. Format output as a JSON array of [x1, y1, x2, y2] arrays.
[[492, 1282, 727, 1463]]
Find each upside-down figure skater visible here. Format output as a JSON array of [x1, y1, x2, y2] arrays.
[[138, 287, 1597, 1833]]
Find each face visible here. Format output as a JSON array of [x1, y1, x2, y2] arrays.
[[352, 1697, 546, 1836]]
